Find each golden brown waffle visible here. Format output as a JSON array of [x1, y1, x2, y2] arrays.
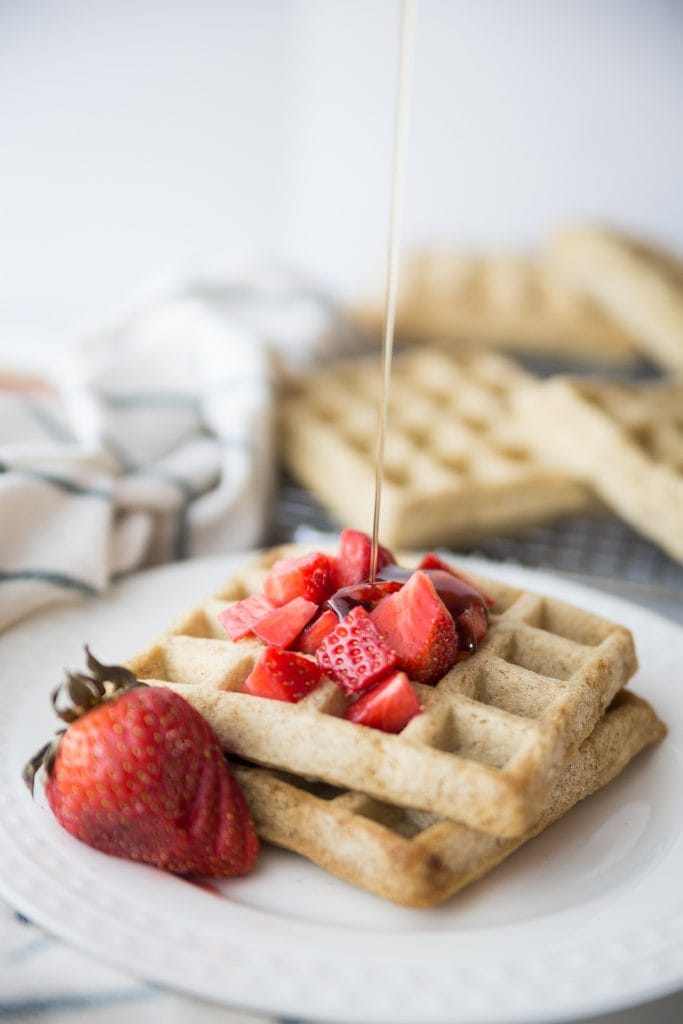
[[279, 348, 589, 549], [354, 250, 637, 363], [512, 375, 683, 565], [234, 691, 665, 907], [127, 545, 637, 838], [550, 226, 683, 372]]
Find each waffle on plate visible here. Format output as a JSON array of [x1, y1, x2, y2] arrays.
[[127, 543, 639, 838], [234, 690, 664, 907]]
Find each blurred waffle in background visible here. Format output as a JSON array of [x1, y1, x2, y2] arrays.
[[272, 223, 683, 619], [353, 248, 639, 367]]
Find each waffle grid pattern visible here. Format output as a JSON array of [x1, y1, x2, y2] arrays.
[[127, 546, 637, 837], [234, 691, 664, 907], [281, 349, 588, 549]]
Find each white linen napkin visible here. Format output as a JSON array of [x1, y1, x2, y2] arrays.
[[0, 273, 361, 632]]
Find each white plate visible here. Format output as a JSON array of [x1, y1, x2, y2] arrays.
[[1, 553, 682, 1024]]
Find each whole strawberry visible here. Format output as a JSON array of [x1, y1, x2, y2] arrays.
[[24, 649, 258, 877]]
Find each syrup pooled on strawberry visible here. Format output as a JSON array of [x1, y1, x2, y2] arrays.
[[217, 531, 489, 733], [326, 578, 402, 619], [323, 549, 490, 659], [377, 563, 489, 654], [369, 570, 459, 684]]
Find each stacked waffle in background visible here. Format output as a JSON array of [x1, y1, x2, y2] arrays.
[[281, 225, 683, 568], [127, 539, 665, 907]]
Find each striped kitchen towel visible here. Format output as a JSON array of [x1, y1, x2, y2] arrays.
[[0, 274, 357, 633]]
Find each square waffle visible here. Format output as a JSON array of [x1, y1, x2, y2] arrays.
[[550, 225, 683, 372], [353, 250, 637, 364], [512, 375, 683, 565], [126, 545, 637, 838], [234, 691, 665, 907], [279, 348, 589, 549]]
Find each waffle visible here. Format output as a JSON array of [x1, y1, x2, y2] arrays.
[[279, 348, 589, 549], [127, 545, 637, 837], [550, 226, 683, 372], [353, 250, 637, 364], [234, 690, 665, 907], [512, 375, 683, 565]]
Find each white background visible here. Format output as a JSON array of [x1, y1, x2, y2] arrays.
[[0, 0, 681, 354]]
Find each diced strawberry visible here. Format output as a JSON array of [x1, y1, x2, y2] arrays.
[[295, 608, 338, 655], [418, 552, 494, 607], [334, 529, 395, 588], [345, 671, 421, 733], [251, 597, 318, 648], [243, 647, 322, 702], [316, 606, 398, 693], [418, 551, 461, 574], [263, 551, 336, 607], [370, 570, 458, 685], [218, 594, 276, 641]]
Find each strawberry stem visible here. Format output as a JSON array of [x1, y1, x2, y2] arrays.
[[23, 647, 145, 795]]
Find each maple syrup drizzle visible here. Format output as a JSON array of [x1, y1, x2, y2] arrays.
[[369, 0, 417, 583]]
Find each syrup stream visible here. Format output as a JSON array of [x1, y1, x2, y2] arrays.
[[369, 0, 417, 582]]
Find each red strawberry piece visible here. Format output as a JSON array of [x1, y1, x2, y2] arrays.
[[218, 593, 275, 641], [295, 608, 338, 655], [251, 596, 318, 648], [30, 654, 258, 877], [418, 552, 494, 607], [316, 606, 398, 693], [243, 646, 322, 702], [334, 529, 395, 588], [370, 570, 458, 685], [263, 551, 336, 606], [345, 671, 421, 733]]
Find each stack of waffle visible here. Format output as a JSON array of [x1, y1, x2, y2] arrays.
[[126, 544, 665, 908]]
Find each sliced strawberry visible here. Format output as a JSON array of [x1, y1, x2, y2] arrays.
[[243, 647, 322, 702], [370, 570, 458, 685], [218, 593, 275, 641], [251, 597, 318, 648], [316, 606, 398, 693], [263, 551, 336, 607], [334, 529, 395, 588], [345, 671, 421, 733], [418, 552, 494, 607], [295, 608, 338, 655]]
